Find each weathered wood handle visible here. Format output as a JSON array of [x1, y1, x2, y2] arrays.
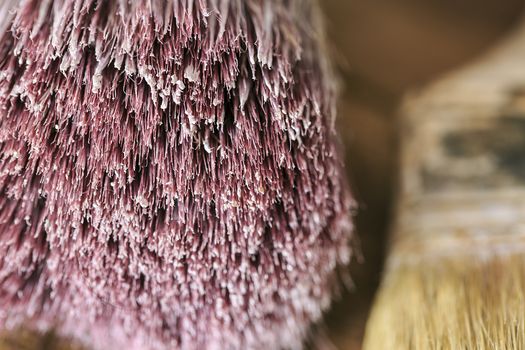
[[391, 21, 525, 265]]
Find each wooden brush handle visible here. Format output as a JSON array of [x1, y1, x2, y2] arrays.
[[392, 21, 525, 261]]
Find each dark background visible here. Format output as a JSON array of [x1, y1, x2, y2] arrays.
[[319, 1, 525, 349]]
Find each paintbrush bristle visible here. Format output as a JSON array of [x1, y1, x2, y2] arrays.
[[0, 1, 353, 349], [364, 254, 525, 350]]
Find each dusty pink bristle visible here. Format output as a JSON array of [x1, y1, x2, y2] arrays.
[[0, 0, 353, 349]]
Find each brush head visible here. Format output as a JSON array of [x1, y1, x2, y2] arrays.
[[0, 1, 353, 349], [364, 254, 525, 350]]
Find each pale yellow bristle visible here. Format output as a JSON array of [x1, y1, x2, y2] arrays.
[[363, 253, 525, 350]]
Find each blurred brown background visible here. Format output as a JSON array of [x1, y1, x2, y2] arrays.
[[318, 1, 525, 349]]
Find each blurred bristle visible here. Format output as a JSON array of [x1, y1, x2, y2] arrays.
[[364, 253, 525, 350]]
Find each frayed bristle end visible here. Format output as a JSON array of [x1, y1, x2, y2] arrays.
[[0, 0, 352, 348]]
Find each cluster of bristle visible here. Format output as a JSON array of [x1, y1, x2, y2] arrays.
[[0, 0, 352, 349], [364, 253, 525, 350]]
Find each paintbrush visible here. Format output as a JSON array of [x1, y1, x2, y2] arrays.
[[364, 19, 525, 350], [0, 0, 353, 349]]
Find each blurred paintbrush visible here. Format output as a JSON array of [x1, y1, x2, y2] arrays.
[[364, 19, 525, 350]]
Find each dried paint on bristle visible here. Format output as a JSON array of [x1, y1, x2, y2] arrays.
[[0, 1, 353, 350]]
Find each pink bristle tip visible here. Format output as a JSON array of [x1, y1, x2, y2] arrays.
[[0, 0, 353, 349]]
